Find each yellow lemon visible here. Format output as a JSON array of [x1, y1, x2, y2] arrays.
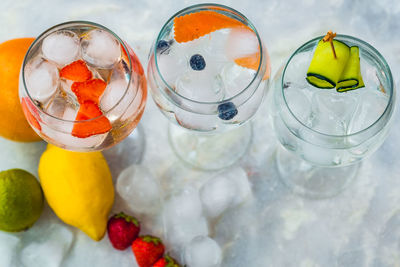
[[38, 144, 114, 241]]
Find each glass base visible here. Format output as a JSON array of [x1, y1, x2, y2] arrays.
[[168, 123, 253, 171], [276, 146, 359, 199], [103, 123, 145, 180]]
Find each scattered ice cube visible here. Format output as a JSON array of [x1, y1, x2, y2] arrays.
[[20, 223, 74, 267], [348, 89, 389, 134], [227, 166, 252, 205], [63, 230, 133, 267], [81, 29, 121, 69], [41, 30, 80, 66], [163, 186, 203, 222], [310, 90, 357, 135], [226, 27, 259, 59], [284, 88, 312, 129], [184, 236, 222, 267], [116, 164, 161, 215], [200, 174, 237, 218], [221, 62, 256, 98], [24, 57, 59, 102], [166, 216, 209, 248], [0, 231, 20, 267], [175, 70, 224, 102]]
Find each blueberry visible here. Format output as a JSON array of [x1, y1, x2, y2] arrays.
[[218, 102, 238, 120], [190, 54, 206, 71], [157, 40, 170, 54]]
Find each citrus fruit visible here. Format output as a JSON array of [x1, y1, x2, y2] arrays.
[[0, 38, 42, 142], [38, 144, 114, 241], [0, 169, 44, 232], [174, 10, 249, 43]]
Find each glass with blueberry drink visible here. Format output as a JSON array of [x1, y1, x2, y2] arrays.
[[272, 32, 396, 198], [148, 4, 270, 170], [19, 21, 147, 151]]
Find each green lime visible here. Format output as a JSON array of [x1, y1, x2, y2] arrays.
[[0, 169, 44, 232]]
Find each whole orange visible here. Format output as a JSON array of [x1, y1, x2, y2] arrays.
[[0, 38, 42, 142]]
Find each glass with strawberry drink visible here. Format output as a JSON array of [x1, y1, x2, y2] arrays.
[[19, 21, 147, 151]]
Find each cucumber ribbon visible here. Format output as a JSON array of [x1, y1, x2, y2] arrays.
[[306, 33, 365, 92]]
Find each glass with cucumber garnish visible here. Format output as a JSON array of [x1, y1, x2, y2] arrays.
[[272, 31, 396, 198]]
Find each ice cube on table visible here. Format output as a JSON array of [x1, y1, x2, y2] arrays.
[[41, 30, 80, 66], [116, 164, 161, 215], [163, 186, 203, 222], [24, 57, 59, 102], [221, 62, 256, 98], [348, 89, 389, 134], [20, 223, 74, 267], [184, 236, 222, 267], [0, 231, 20, 267], [226, 166, 252, 206], [225, 27, 259, 60], [166, 216, 209, 248], [200, 174, 237, 218], [81, 29, 121, 69]]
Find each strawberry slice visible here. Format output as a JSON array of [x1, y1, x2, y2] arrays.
[[173, 10, 250, 43], [60, 60, 92, 82], [72, 100, 111, 138], [21, 97, 41, 131], [71, 79, 107, 105]]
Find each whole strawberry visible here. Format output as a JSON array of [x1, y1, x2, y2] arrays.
[[153, 255, 181, 267], [132, 235, 165, 267], [107, 212, 140, 250]]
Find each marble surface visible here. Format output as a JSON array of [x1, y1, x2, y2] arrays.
[[1, 0, 400, 266]]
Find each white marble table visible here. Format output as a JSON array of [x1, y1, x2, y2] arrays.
[[1, 0, 399, 266]]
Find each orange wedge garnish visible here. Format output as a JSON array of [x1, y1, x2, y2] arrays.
[[174, 10, 250, 43], [234, 52, 270, 80]]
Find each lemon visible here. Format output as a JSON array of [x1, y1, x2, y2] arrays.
[[0, 169, 44, 232], [38, 144, 114, 241]]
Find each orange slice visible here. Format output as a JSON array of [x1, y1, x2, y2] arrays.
[[174, 10, 249, 43], [234, 52, 270, 80]]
